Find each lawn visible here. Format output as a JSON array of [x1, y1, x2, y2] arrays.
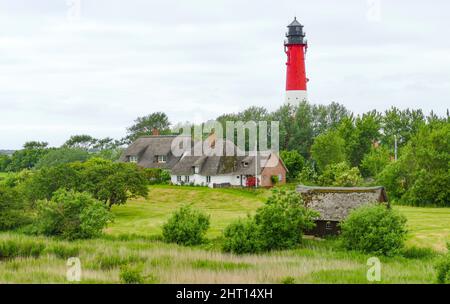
[[0, 185, 448, 284], [109, 185, 450, 252], [108, 185, 267, 237]]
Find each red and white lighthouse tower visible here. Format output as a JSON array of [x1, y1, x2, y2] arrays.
[[284, 17, 308, 104]]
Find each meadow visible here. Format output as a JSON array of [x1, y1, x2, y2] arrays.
[[0, 185, 448, 284]]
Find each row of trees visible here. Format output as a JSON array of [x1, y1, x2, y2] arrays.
[[0, 158, 149, 239], [1, 101, 448, 206]]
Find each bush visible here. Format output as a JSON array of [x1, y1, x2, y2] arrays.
[[222, 189, 318, 254], [435, 243, 450, 284], [222, 218, 262, 254], [0, 185, 30, 231], [162, 205, 210, 246], [318, 162, 362, 187], [119, 265, 144, 284], [256, 190, 318, 251], [34, 189, 112, 240], [144, 168, 171, 185], [340, 204, 407, 256]]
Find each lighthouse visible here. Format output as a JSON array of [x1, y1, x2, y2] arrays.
[[284, 17, 308, 104]]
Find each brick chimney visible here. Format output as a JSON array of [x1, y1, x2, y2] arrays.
[[151, 128, 160, 136]]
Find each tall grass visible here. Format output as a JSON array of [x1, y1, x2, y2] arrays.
[[0, 232, 442, 284]]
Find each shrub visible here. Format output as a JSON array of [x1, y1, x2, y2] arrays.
[[255, 189, 318, 251], [0, 185, 30, 231], [34, 189, 112, 240], [435, 243, 450, 284], [340, 204, 407, 256], [162, 205, 210, 246], [318, 162, 362, 187], [144, 168, 171, 185], [222, 218, 262, 254], [119, 265, 144, 284], [222, 189, 318, 254]]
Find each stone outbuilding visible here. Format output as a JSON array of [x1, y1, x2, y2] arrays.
[[296, 186, 389, 237]]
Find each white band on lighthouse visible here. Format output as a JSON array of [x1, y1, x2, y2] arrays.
[[285, 90, 307, 104]]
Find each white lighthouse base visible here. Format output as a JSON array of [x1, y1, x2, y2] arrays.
[[285, 90, 307, 105]]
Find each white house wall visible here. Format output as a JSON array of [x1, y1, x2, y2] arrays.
[[171, 174, 260, 188]]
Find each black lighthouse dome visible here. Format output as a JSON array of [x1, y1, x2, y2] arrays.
[[285, 17, 306, 45]]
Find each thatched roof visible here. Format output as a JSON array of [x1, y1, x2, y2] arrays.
[[119, 135, 187, 169], [297, 186, 388, 222], [120, 135, 285, 176]]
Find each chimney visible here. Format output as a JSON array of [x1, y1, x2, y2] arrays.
[[152, 128, 160, 136]]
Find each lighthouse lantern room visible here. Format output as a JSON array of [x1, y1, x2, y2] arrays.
[[284, 17, 308, 104]]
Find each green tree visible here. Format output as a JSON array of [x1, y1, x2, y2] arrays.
[[311, 131, 346, 171], [378, 121, 449, 206], [280, 150, 305, 181], [35, 148, 90, 169], [381, 107, 425, 152], [318, 162, 362, 187], [360, 146, 391, 178], [0, 185, 30, 230], [26, 158, 149, 208], [63, 135, 97, 150], [125, 112, 171, 143], [8, 142, 49, 171], [0, 155, 11, 172]]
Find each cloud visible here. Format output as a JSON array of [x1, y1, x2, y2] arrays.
[[0, 0, 449, 149]]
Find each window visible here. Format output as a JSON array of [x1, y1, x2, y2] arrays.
[[157, 155, 167, 163], [243, 162, 249, 167], [185, 176, 190, 183], [194, 166, 199, 174], [278, 174, 283, 181], [129, 156, 138, 163], [325, 222, 332, 230], [206, 176, 211, 183], [177, 176, 182, 182]]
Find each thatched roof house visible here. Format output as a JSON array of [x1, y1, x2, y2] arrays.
[[118, 135, 186, 169], [296, 185, 389, 236], [119, 134, 288, 188]]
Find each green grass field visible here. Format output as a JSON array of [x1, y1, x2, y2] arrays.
[[109, 185, 450, 252], [0, 185, 448, 284]]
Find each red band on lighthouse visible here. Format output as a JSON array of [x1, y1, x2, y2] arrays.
[[284, 17, 308, 104], [285, 45, 307, 91]]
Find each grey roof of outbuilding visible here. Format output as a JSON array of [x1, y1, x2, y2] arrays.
[[296, 185, 389, 221], [296, 186, 388, 202]]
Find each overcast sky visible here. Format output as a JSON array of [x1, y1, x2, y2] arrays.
[[1, 0, 449, 149]]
